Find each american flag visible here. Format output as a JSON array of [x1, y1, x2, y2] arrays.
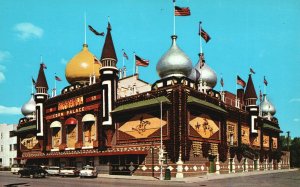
[[55, 75, 62, 81], [122, 50, 128, 60], [237, 75, 246, 88], [135, 55, 149, 67], [175, 6, 191, 16]]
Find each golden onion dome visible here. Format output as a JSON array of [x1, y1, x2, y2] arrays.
[[65, 44, 101, 84]]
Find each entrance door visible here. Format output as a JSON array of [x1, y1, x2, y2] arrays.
[[209, 156, 216, 173]]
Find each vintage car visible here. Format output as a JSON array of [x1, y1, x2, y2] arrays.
[[18, 165, 47, 178], [11, 164, 25, 174], [79, 165, 98, 178], [45, 166, 60, 176], [59, 166, 79, 177]]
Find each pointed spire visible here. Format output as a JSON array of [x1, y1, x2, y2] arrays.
[[35, 63, 48, 91], [101, 22, 117, 62], [244, 74, 257, 99]]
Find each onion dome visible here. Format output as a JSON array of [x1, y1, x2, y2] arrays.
[[65, 44, 101, 84], [195, 53, 217, 88], [21, 94, 36, 118], [156, 35, 192, 79], [188, 68, 200, 81], [260, 94, 276, 116]]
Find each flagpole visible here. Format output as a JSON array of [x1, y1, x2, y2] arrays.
[[173, 0, 176, 35], [122, 49, 125, 67], [84, 12, 87, 45], [54, 73, 57, 97], [236, 75, 238, 106], [220, 74, 223, 92], [133, 52, 136, 75], [199, 22, 203, 54], [31, 78, 34, 94]]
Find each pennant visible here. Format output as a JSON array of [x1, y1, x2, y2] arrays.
[[94, 56, 101, 64], [250, 68, 255, 74], [32, 77, 36, 85], [237, 75, 246, 88], [122, 50, 128, 60], [199, 27, 211, 43], [135, 55, 149, 67], [220, 77, 224, 87], [41, 63, 47, 69], [175, 6, 191, 16], [88, 25, 105, 36], [55, 75, 62, 81], [264, 76, 268, 86]]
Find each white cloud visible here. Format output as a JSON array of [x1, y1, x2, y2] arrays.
[[0, 105, 21, 115], [0, 72, 5, 83], [289, 98, 300, 103], [60, 58, 67, 65], [0, 50, 11, 62], [293, 118, 300, 122], [14, 22, 43, 40]]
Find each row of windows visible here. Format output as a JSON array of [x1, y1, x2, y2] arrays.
[[0, 144, 17, 152]]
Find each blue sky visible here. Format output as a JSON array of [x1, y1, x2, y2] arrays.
[[0, 0, 299, 137]]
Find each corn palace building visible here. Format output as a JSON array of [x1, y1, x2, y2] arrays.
[[12, 21, 290, 178]]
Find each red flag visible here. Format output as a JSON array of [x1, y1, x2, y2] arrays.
[[199, 26, 211, 43], [122, 50, 128, 60], [32, 77, 36, 85], [250, 68, 255, 74], [237, 75, 246, 88], [55, 75, 62, 81], [135, 55, 149, 67], [41, 63, 47, 69], [175, 6, 191, 16], [88, 25, 104, 36], [94, 56, 101, 64], [264, 76, 268, 86], [220, 77, 224, 87]]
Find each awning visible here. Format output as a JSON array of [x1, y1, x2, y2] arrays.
[[50, 121, 62, 128], [112, 96, 170, 114], [262, 123, 282, 132], [16, 124, 36, 133], [187, 96, 227, 114], [65, 117, 77, 125], [82, 114, 95, 122]]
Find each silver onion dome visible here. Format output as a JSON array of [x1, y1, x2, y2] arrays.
[[156, 35, 193, 79], [21, 94, 36, 118], [195, 58, 217, 88], [188, 68, 197, 81], [260, 94, 276, 116]]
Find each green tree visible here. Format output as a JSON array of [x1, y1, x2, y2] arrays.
[[290, 137, 300, 167]]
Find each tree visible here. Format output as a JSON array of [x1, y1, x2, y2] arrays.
[[290, 137, 300, 167]]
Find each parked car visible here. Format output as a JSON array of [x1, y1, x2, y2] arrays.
[[79, 165, 98, 178], [18, 165, 47, 178], [46, 166, 60, 176], [11, 164, 25, 174], [59, 166, 79, 177]]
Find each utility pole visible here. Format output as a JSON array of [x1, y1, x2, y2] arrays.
[[287, 131, 290, 151]]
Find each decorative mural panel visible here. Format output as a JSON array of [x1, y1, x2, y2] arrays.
[[190, 114, 219, 139], [20, 134, 39, 150], [67, 125, 77, 148], [83, 122, 96, 147], [118, 113, 167, 139], [227, 121, 237, 144], [252, 130, 261, 147], [263, 135, 269, 148], [272, 137, 278, 149], [241, 126, 250, 145], [52, 128, 61, 148]]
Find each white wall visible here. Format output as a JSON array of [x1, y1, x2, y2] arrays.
[[0, 124, 17, 167], [118, 74, 151, 98]]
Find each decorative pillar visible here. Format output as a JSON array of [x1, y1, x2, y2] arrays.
[[245, 158, 248, 172], [271, 159, 273, 170], [176, 154, 184, 178], [232, 158, 236, 173], [215, 154, 220, 174], [75, 114, 83, 149], [264, 159, 267, 171], [59, 118, 67, 151], [257, 159, 260, 171]]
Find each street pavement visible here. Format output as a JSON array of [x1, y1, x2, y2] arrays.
[[0, 169, 299, 187]]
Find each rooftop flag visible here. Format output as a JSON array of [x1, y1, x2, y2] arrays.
[[135, 55, 149, 67], [199, 23, 211, 43], [55, 75, 62, 81], [88, 25, 105, 36], [250, 68, 255, 74], [220, 77, 224, 87], [264, 76, 268, 86], [175, 6, 191, 16], [237, 75, 246, 88], [123, 50, 128, 60]]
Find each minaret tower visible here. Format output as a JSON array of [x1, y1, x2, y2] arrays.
[[244, 74, 258, 134], [100, 22, 118, 127], [35, 63, 49, 136]]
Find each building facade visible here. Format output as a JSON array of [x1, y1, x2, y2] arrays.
[[12, 21, 290, 178], [0, 124, 17, 167]]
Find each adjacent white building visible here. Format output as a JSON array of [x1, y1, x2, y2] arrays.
[[117, 74, 151, 98], [0, 124, 17, 167]]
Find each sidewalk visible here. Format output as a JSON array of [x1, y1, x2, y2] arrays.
[[98, 168, 298, 183]]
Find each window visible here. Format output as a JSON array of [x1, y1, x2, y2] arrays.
[[1, 145, 3, 152], [14, 144, 17, 151], [10, 144, 12, 151], [1, 132, 3, 139]]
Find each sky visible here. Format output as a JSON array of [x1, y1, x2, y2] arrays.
[[0, 0, 300, 137]]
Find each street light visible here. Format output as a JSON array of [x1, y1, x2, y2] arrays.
[[146, 93, 164, 180]]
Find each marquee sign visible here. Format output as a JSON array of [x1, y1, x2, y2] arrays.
[[58, 96, 84, 111], [190, 114, 219, 139], [21, 134, 39, 150]]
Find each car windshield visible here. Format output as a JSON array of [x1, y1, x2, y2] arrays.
[[83, 166, 94, 170]]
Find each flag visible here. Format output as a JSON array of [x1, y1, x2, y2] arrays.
[[175, 6, 191, 16], [32, 77, 36, 85], [41, 63, 47, 69], [199, 25, 211, 43], [259, 90, 262, 102], [237, 75, 246, 88], [264, 76, 268, 86], [122, 50, 128, 60], [55, 75, 62, 81], [94, 56, 101, 64], [220, 77, 224, 87], [135, 55, 149, 67], [88, 25, 105, 36], [250, 68, 255, 74]]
